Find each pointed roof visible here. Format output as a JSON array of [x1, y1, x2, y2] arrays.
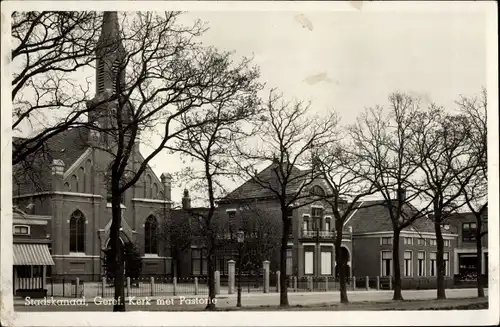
[[345, 200, 456, 235], [99, 12, 122, 45], [223, 162, 308, 201]]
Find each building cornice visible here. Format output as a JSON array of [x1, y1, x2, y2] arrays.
[[353, 231, 458, 239], [13, 192, 103, 199], [132, 198, 173, 204]]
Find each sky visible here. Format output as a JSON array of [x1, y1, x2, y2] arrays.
[[142, 9, 489, 206], [8, 4, 491, 207]]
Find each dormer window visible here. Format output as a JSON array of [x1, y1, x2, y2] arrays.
[[310, 185, 326, 197], [13, 225, 30, 235]]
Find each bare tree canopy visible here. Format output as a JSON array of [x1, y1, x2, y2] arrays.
[[349, 92, 430, 301], [231, 89, 340, 306], [12, 11, 102, 165]]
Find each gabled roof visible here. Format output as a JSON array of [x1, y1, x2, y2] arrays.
[[345, 200, 455, 236], [13, 127, 89, 194], [223, 162, 309, 201]]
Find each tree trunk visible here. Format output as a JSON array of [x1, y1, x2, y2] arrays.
[[392, 229, 403, 301], [475, 219, 485, 298], [279, 211, 290, 306], [434, 216, 446, 300], [111, 190, 125, 312], [335, 220, 348, 303], [205, 238, 216, 310]]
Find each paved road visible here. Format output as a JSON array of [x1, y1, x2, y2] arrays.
[[14, 288, 486, 311]]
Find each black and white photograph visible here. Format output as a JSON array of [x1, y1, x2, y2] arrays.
[[0, 1, 498, 326]]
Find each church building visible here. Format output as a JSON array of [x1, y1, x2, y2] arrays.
[[13, 12, 172, 281]]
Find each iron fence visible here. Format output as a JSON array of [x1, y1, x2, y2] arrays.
[[42, 273, 473, 299]]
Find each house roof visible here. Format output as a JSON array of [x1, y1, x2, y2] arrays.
[[345, 200, 455, 236], [13, 127, 89, 194], [223, 162, 309, 201]]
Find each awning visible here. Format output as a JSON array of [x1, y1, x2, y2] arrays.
[[13, 244, 55, 266]]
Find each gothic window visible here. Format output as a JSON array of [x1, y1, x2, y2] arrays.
[[64, 182, 70, 191], [71, 174, 78, 192], [152, 183, 158, 199], [146, 174, 152, 198], [70, 210, 86, 253], [85, 160, 92, 192], [79, 167, 85, 193], [144, 215, 158, 254]]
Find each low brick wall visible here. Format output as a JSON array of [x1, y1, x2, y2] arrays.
[[401, 277, 454, 290]]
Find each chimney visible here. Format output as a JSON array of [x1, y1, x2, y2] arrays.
[[160, 173, 172, 201], [182, 189, 191, 209]]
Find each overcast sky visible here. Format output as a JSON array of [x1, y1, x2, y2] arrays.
[[140, 8, 488, 205], [7, 2, 492, 207]]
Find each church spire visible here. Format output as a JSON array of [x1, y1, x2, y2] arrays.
[[95, 11, 126, 96], [99, 12, 121, 45]]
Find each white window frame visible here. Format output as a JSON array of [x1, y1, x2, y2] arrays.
[[430, 252, 437, 276], [303, 214, 310, 231], [444, 239, 450, 247], [443, 252, 450, 276], [417, 251, 426, 277], [380, 237, 392, 245], [320, 250, 332, 275], [324, 216, 331, 231], [417, 238, 425, 245], [13, 224, 30, 235], [404, 251, 413, 277], [404, 237, 413, 245], [304, 250, 314, 275], [381, 251, 393, 276]]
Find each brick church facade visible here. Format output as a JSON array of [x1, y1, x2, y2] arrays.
[[13, 12, 173, 280]]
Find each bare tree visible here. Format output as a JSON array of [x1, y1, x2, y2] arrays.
[[349, 92, 429, 301], [313, 142, 377, 303], [165, 77, 262, 309], [238, 205, 282, 275], [453, 88, 488, 298], [77, 11, 263, 311], [232, 90, 339, 306], [408, 104, 478, 300], [11, 11, 102, 165], [161, 201, 196, 278]]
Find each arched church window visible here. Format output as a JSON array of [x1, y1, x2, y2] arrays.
[[71, 175, 78, 192], [152, 183, 158, 199], [70, 210, 86, 253], [79, 167, 85, 193], [146, 174, 152, 198], [144, 215, 158, 254]]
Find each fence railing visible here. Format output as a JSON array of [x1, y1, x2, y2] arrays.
[[41, 272, 470, 299]]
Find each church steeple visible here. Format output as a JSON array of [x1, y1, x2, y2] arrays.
[[95, 11, 126, 96], [87, 11, 130, 147]]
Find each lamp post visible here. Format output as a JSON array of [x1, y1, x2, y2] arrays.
[[315, 216, 320, 277], [236, 231, 245, 308]]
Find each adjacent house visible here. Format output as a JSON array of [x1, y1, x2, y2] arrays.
[[446, 208, 488, 284], [12, 207, 55, 297], [217, 161, 353, 279], [345, 200, 458, 287]]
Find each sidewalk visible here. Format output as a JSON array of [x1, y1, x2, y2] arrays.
[[14, 288, 485, 306]]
